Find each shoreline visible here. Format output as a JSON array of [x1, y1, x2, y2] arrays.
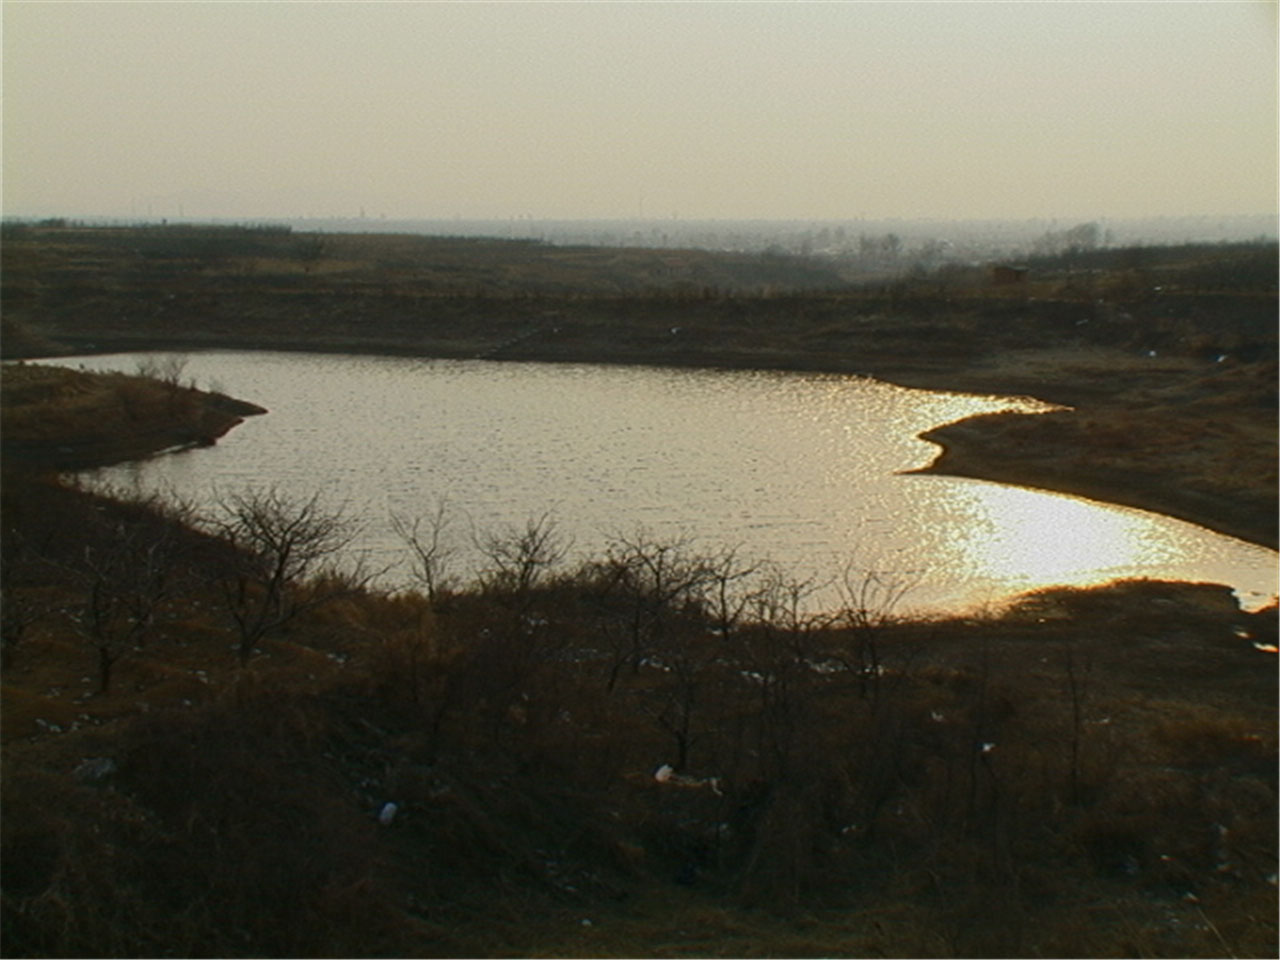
[[910, 423, 1277, 551], [4, 225, 1272, 555], [22, 334, 1279, 552]]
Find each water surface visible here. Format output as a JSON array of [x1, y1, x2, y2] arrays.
[[54, 351, 1278, 616]]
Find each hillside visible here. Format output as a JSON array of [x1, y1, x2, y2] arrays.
[[0, 233, 1275, 951]]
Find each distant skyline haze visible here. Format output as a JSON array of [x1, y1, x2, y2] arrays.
[[3, 1, 1276, 223]]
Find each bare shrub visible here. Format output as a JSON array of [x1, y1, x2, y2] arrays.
[[473, 511, 570, 599], [0, 527, 52, 668], [591, 531, 711, 693], [389, 498, 457, 607], [63, 487, 193, 693], [203, 487, 362, 664], [133, 352, 190, 388], [833, 562, 919, 702]]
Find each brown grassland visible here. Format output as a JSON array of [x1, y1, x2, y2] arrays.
[[0, 223, 1275, 957], [1, 362, 265, 471]]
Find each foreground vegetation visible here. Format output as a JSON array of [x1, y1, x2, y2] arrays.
[[1, 474, 1276, 957], [2, 223, 1275, 546]]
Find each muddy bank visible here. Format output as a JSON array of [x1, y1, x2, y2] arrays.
[[914, 410, 1277, 550], [899, 346, 1279, 550]]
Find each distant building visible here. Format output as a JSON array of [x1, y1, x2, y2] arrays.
[[990, 264, 1029, 285]]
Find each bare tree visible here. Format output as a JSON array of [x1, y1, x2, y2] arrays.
[[747, 563, 826, 636], [645, 546, 762, 769], [1061, 638, 1093, 807], [834, 563, 917, 702], [595, 532, 710, 693], [1, 528, 51, 669], [473, 512, 570, 598], [588, 537, 756, 770], [389, 499, 457, 607], [205, 488, 359, 665], [134, 353, 190, 388], [130, 353, 198, 420], [739, 565, 828, 782], [703, 545, 761, 643], [646, 639, 710, 772], [71, 519, 175, 693]]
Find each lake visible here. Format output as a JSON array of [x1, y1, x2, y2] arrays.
[[52, 351, 1278, 616]]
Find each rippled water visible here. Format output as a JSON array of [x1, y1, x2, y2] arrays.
[[51, 351, 1278, 615]]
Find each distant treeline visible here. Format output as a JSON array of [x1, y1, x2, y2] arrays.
[[1017, 240, 1279, 292], [0, 218, 294, 238]]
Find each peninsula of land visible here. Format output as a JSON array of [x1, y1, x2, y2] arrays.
[[1, 361, 266, 471]]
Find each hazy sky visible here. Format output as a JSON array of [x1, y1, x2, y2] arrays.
[[3, 1, 1276, 222]]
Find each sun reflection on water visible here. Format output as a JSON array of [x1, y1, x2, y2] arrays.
[[969, 483, 1180, 578], [903, 474, 1277, 613]]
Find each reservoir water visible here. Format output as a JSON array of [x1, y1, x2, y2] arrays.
[[51, 351, 1278, 616]]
